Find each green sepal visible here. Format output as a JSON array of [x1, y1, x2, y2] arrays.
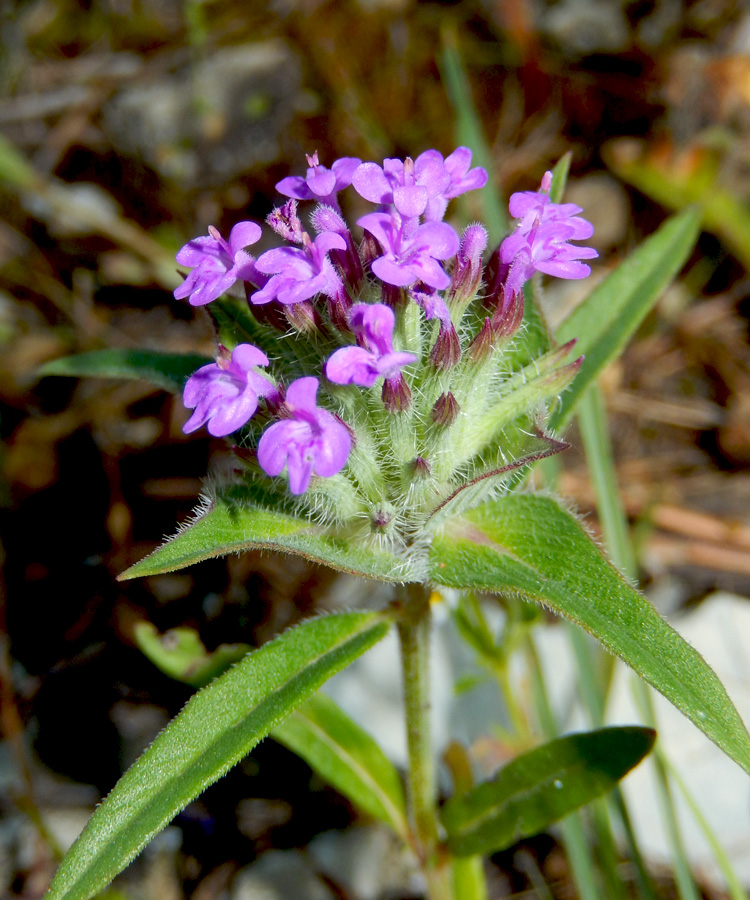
[[133, 622, 251, 688], [37, 349, 210, 393], [119, 487, 415, 583], [272, 692, 409, 840], [44, 611, 390, 900], [440, 727, 655, 856], [429, 493, 750, 776]]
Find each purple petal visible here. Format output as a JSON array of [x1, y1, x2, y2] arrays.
[[187, 267, 238, 306], [331, 157, 362, 188], [275, 175, 314, 200], [410, 257, 451, 291], [255, 246, 305, 276], [286, 376, 320, 411], [413, 221, 460, 259], [257, 420, 297, 476], [307, 168, 337, 198], [371, 256, 419, 287], [230, 343, 270, 371], [286, 445, 315, 494], [356, 212, 393, 248], [312, 231, 347, 256], [206, 392, 259, 436], [352, 163, 393, 204], [414, 157, 450, 196], [228, 221, 262, 256], [535, 259, 594, 279], [326, 346, 379, 386], [314, 420, 352, 477], [393, 184, 428, 218], [176, 235, 223, 266]]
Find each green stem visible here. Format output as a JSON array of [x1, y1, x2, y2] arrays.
[[397, 583, 452, 900]]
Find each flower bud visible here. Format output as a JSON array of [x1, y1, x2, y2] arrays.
[[382, 373, 412, 412], [490, 285, 524, 338], [284, 300, 322, 334], [468, 317, 495, 363], [430, 322, 461, 370], [432, 391, 460, 427], [449, 223, 487, 305], [411, 456, 431, 478]]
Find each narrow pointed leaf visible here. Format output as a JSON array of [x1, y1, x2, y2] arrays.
[[119, 490, 413, 583], [429, 494, 750, 775], [38, 349, 210, 394], [272, 692, 409, 840], [45, 611, 390, 900], [441, 727, 655, 856], [552, 207, 701, 428]]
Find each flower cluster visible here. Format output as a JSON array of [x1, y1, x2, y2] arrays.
[[175, 151, 596, 531]]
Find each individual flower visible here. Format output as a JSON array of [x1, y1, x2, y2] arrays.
[[182, 344, 277, 437], [357, 213, 459, 290], [352, 153, 450, 220], [276, 152, 362, 209], [251, 231, 347, 306], [258, 377, 352, 494], [326, 303, 417, 387], [498, 175, 597, 299], [174, 221, 261, 306], [500, 218, 598, 299]]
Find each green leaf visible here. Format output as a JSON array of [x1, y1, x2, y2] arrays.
[[45, 611, 390, 900], [119, 489, 414, 583], [552, 207, 701, 429], [429, 493, 750, 776], [441, 727, 655, 856], [38, 349, 210, 394], [549, 153, 572, 203], [272, 692, 409, 840], [133, 622, 252, 688]]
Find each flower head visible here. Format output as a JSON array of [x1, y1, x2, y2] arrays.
[[258, 377, 352, 494], [326, 303, 417, 387], [183, 343, 277, 437], [174, 222, 261, 306]]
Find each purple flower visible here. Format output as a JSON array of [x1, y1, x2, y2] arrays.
[[276, 152, 362, 209], [500, 218, 598, 298], [326, 303, 417, 387], [357, 213, 459, 290], [499, 175, 597, 297], [258, 377, 351, 494], [352, 153, 450, 219], [251, 231, 347, 306], [182, 344, 277, 437], [352, 149, 487, 222], [174, 222, 261, 307]]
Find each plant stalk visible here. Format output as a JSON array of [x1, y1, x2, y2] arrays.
[[397, 583, 452, 900]]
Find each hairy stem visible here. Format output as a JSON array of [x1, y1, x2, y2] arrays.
[[397, 583, 452, 900]]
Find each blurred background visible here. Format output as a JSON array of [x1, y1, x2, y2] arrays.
[[3, 0, 750, 897]]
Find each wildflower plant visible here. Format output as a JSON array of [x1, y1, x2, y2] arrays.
[[43, 150, 750, 900]]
